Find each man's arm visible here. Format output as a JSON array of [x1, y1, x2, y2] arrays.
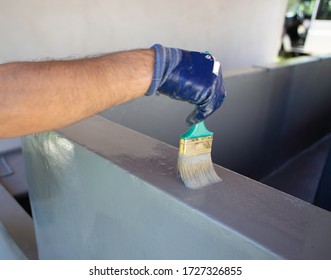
[[0, 44, 226, 139], [0, 49, 154, 138]]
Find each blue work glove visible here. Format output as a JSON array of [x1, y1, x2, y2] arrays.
[[145, 44, 226, 126]]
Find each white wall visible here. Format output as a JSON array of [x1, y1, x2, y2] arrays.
[[0, 0, 287, 70]]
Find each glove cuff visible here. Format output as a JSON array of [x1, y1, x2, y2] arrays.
[[145, 44, 181, 96]]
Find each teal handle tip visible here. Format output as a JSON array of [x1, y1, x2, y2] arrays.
[[181, 121, 213, 139]]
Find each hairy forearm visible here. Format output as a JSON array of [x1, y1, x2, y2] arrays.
[[0, 49, 154, 138]]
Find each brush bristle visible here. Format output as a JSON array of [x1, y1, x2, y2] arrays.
[[177, 153, 221, 189]]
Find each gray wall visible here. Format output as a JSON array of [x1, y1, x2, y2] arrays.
[[0, 0, 287, 71], [102, 55, 331, 179]]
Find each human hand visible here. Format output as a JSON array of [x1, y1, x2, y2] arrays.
[[145, 44, 226, 126]]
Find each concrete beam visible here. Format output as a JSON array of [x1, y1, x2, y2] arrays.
[[22, 116, 331, 259]]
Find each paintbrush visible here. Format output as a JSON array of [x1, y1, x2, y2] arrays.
[[177, 120, 221, 189]]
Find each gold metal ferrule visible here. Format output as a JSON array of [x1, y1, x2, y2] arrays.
[[179, 136, 213, 156]]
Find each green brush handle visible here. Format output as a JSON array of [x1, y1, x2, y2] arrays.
[[180, 121, 213, 139]]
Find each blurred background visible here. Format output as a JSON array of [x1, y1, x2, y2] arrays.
[[0, 0, 288, 69], [280, 0, 331, 57]]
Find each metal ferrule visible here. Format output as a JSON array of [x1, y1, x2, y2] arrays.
[[179, 136, 213, 156]]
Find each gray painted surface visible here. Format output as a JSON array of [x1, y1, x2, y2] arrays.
[[262, 133, 331, 203], [23, 116, 331, 259], [0, 138, 21, 155], [101, 55, 331, 180], [0, 223, 26, 260], [0, 183, 38, 259]]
